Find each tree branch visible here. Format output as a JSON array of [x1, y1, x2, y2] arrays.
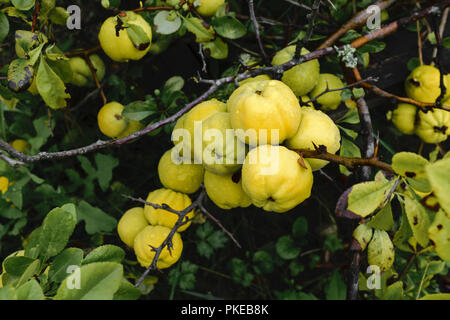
[[248, 0, 268, 63]]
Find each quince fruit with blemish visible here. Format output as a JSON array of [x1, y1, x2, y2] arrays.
[[172, 99, 227, 154], [227, 80, 301, 146], [415, 108, 450, 144], [117, 207, 148, 247], [405, 65, 450, 105], [204, 170, 251, 210], [285, 107, 341, 171], [134, 225, 183, 269], [98, 11, 152, 62], [189, 0, 225, 16], [68, 54, 105, 87], [388, 103, 417, 135], [310, 73, 344, 111], [271, 46, 320, 97], [97, 102, 129, 138], [194, 112, 246, 175], [158, 148, 204, 194], [241, 145, 313, 213], [144, 188, 194, 232]]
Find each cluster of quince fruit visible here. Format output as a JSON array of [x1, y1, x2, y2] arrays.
[[117, 187, 195, 269], [388, 65, 450, 144]]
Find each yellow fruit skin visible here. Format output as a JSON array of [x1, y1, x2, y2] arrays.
[[271, 46, 320, 97], [204, 171, 251, 209], [391, 103, 417, 135], [285, 107, 341, 171], [239, 74, 271, 87], [134, 225, 183, 269], [190, 0, 225, 16], [405, 65, 450, 105], [144, 188, 194, 232], [172, 99, 227, 154], [242, 145, 313, 213], [69, 55, 105, 87], [116, 120, 144, 139], [10, 139, 30, 154], [158, 149, 204, 194], [98, 12, 152, 62], [227, 80, 301, 146], [194, 112, 246, 175], [0, 176, 10, 195], [415, 109, 450, 144], [310, 73, 344, 111], [97, 102, 128, 138], [117, 207, 148, 247]]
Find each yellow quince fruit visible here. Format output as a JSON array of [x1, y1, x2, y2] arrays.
[[158, 148, 204, 194], [134, 225, 183, 269], [204, 170, 251, 210], [97, 102, 129, 139], [285, 107, 341, 171], [227, 80, 301, 146], [310, 73, 344, 111], [405, 65, 450, 105], [241, 145, 313, 213], [415, 109, 450, 144], [116, 120, 144, 139], [144, 188, 194, 232], [98, 11, 152, 62], [190, 0, 225, 16], [117, 207, 148, 247], [271, 46, 320, 97], [10, 139, 30, 154], [388, 103, 417, 135], [172, 99, 227, 155], [68, 54, 105, 87], [0, 177, 10, 195], [193, 112, 246, 175]]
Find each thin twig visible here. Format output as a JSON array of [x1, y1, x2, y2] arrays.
[[83, 54, 107, 105], [31, 0, 41, 33], [248, 0, 268, 63]]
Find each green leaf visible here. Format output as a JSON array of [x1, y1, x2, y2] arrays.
[[163, 76, 184, 93], [202, 37, 228, 59], [16, 259, 40, 287], [443, 37, 450, 49], [211, 15, 246, 39], [48, 248, 84, 283], [54, 262, 123, 300], [426, 157, 450, 215], [38, 204, 77, 260], [36, 56, 70, 109], [11, 0, 35, 11], [0, 286, 17, 300], [126, 23, 151, 50], [404, 196, 430, 247], [357, 40, 385, 53], [16, 279, 44, 300], [339, 137, 361, 176], [292, 217, 308, 238], [419, 293, 450, 300], [275, 235, 300, 260], [0, 12, 9, 43], [4, 176, 30, 209], [14, 30, 39, 54], [393, 204, 414, 252], [325, 270, 346, 300], [76, 201, 117, 235], [82, 245, 125, 265], [368, 229, 395, 272], [352, 223, 373, 251], [154, 10, 182, 35], [48, 7, 69, 25], [94, 153, 119, 192], [7, 58, 34, 92], [252, 251, 274, 275], [182, 16, 215, 42], [168, 261, 198, 290], [338, 125, 358, 140], [428, 210, 450, 261], [229, 258, 254, 287], [336, 108, 360, 124], [113, 279, 141, 300], [123, 101, 158, 121], [4, 256, 36, 276], [367, 203, 394, 231], [392, 152, 431, 193], [347, 180, 395, 217], [381, 281, 403, 300], [407, 57, 421, 71]]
